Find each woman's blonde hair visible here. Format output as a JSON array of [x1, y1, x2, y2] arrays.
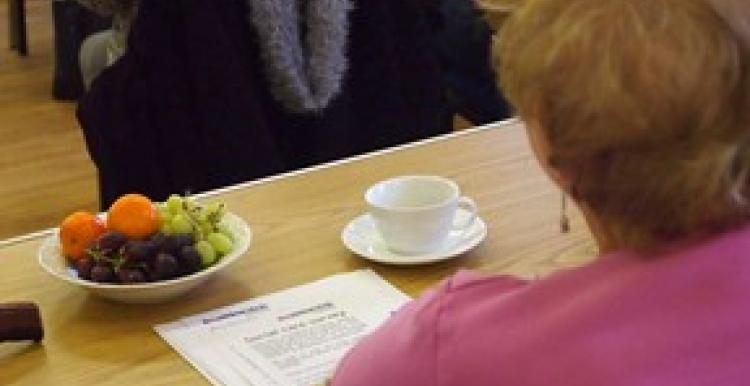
[[496, 0, 750, 248]]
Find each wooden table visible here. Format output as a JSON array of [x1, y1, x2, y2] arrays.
[[0, 120, 597, 385]]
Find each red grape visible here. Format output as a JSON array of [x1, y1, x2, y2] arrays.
[[75, 258, 94, 280], [90, 264, 115, 283], [119, 268, 147, 283], [154, 253, 179, 280], [179, 246, 202, 274], [95, 231, 128, 253]]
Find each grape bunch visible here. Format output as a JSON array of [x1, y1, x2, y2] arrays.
[[75, 231, 202, 284], [158, 195, 234, 265], [72, 194, 235, 284]]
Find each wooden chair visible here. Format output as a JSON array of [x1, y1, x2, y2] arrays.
[[8, 0, 28, 55]]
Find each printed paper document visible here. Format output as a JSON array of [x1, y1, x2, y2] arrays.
[[155, 270, 411, 385]]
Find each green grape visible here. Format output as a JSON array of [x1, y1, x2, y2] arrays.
[[205, 201, 222, 213], [204, 202, 226, 224], [195, 240, 217, 267], [158, 206, 173, 223], [183, 198, 198, 213], [200, 223, 215, 238], [171, 214, 193, 235], [217, 223, 235, 241], [207, 233, 233, 255], [166, 195, 184, 214], [196, 210, 209, 224], [160, 221, 174, 235]]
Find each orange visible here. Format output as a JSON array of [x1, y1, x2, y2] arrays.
[[107, 194, 161, 239], [59, 211, 106, 261]]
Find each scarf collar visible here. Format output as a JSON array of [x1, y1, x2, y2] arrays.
[[247, 0, 353, 113]]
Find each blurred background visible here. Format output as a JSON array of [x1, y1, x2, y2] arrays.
[[0, 0, 515, 240], [1, 0, 98, 240]]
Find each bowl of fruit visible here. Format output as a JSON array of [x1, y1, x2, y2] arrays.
[[38, 194, 251, 303]]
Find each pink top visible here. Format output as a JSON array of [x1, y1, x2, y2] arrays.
[[332, 225, 750, 386]]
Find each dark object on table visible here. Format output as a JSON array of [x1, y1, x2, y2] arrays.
[[52, 0, 110, 100], [8, 0, 27, 56], [77, 0, 451, 208], [0, 303, 44, 343]]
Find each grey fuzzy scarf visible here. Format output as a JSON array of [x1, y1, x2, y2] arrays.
[[247, 0, 353, 113]]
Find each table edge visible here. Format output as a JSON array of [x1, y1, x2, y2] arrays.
[[0, 118, 519, 247]]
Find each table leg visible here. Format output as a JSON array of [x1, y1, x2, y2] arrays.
[[9, 0, 18, 50], [16, 0, 28, 55], [8, 0, 28, 56]]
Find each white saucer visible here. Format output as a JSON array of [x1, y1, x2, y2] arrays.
[[341, 208, 487, 265]]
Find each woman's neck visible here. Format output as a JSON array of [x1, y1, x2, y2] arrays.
[[579, 203, 621, 254]]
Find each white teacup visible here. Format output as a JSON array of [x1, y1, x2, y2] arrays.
[[365, 176, 477, 255]]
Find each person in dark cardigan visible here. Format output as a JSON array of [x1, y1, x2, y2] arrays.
[[433, 0, 511, 125], [77, 0, 451, 208]]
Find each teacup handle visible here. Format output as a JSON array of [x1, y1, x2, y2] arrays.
[[453, 197, 478, 231]]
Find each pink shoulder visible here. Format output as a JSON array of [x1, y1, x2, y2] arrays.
[[330, 279, 452, 385], [331, 272, 528, 385]]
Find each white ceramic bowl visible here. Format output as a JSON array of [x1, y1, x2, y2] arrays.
[[38, 212, 251, 304]]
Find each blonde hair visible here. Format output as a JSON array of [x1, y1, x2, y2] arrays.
[[496, 0, 750, 248]]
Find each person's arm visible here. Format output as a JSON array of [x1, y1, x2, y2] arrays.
[[73, 0, 134, 17]]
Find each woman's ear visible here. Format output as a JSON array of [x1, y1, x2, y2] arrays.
[[525, 117, 573, 191]]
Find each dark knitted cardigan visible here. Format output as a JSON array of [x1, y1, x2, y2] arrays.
[[77, 0, 451, 208]]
